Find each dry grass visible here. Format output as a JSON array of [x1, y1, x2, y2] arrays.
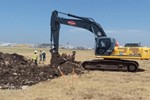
[[0, 47, 150, 100]]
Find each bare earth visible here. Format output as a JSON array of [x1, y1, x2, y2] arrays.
[[0, 47, 150, 100]]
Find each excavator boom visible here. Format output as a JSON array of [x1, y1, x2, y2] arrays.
[[50, 10, 107, 54]]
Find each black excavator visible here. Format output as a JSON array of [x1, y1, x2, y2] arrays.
[[50, 10, 150, 72]]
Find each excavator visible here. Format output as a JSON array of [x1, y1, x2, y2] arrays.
[[50, 10, 150, 72]]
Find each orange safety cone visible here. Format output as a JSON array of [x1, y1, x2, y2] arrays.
[[116, 40, 119, 47]]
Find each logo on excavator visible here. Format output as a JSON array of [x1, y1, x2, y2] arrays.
[[68, 21, 76, 25]]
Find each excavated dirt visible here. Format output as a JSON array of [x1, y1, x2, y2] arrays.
[[0, 52, 83, 90], [50, 53, 67, 66]]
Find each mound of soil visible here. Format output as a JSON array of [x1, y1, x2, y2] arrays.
[[50, 53, 67, 66], [0, 52, 83, 90]]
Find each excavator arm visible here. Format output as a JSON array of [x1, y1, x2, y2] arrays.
[[50, 10, 107, 55]]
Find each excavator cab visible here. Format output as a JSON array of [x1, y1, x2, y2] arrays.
[[95, 37, 116, 56]]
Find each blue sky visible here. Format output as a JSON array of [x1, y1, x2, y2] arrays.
[[0, 0, 150, 47]]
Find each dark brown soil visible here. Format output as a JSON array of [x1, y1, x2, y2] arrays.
[[0, 52, 83, 90], [50, 53, 67, 66]]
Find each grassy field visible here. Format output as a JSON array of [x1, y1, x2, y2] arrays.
[[0, 47, 150, 100]]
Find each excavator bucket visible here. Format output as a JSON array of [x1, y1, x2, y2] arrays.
[[50, 53, 67, 66]]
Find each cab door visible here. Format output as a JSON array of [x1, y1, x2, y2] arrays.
[[95, 37, 115, 55]]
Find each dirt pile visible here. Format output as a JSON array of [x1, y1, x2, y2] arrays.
[[0, 52, 83, 90], [50, 53, 67, 66]]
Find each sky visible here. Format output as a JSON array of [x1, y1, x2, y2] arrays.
[[0, 0, 150, 47]]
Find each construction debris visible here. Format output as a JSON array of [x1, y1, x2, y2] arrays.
[[0, 52, 83, 90]]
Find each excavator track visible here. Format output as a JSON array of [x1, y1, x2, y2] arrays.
[[82, 59, 139, 72]]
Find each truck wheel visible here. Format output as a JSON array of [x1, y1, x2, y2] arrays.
[[127, 64, 138, 72]]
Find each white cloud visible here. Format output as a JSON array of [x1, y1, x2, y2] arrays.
[[66, 28, 148, 35], [105, 29, 147, 34], [122, 29, 146, 34], [105, 30, 119, 33]]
